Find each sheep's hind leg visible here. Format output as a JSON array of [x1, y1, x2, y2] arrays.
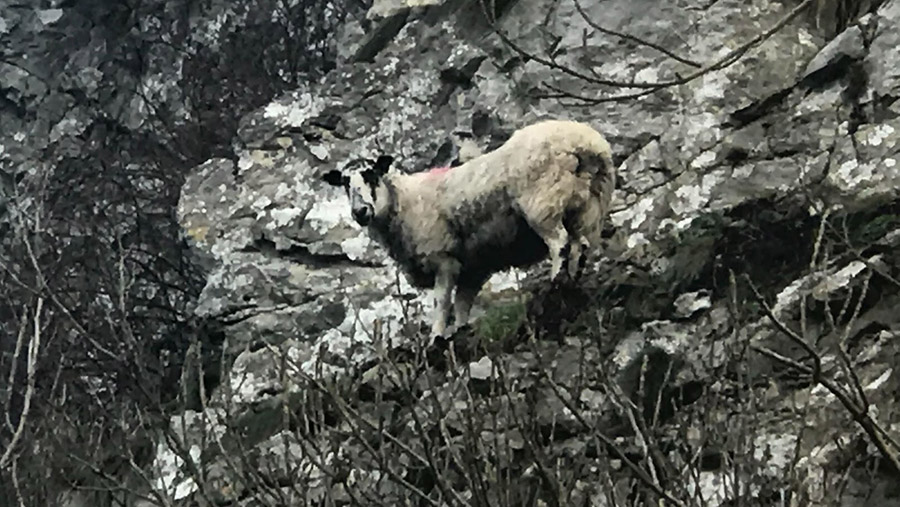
[[564, 202, 599, 281], [528, 220, 570, 282], [567, 235, 590, 280]]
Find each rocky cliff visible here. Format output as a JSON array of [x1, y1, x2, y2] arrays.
[[84, 0, 900, 504]]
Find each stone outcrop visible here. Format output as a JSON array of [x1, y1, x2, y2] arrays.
[[165, 0, 900, 504]]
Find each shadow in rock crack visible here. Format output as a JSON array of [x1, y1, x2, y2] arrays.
[[244, 237, 381, 269]]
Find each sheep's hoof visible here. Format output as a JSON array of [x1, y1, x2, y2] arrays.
[[555, 261, 575, 284], [432, 324, 454, 340], [548, 275, 564, 291], [564, 259, 578, 281], [446, 322, 471, 338], [571, 252, 587, 280], [549, 260, 566, 282], [442, 322, 473, 338], [550, 265, 579, 291]]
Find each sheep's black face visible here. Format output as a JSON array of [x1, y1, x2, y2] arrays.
[[332, 155, 394, 227], [348, 172, 375, 225]]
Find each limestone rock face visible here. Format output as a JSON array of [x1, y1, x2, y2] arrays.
[[167, 0, 900, 504]]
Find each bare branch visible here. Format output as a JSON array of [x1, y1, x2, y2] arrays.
[[571, 0, 701, 68], [0, 298, 44, 471], [477, 0, 675, 90], [519, 334, 686, 507], [748, 275, 900, 476], [499, 0, 817, 104], [745, 276, 823, 376]]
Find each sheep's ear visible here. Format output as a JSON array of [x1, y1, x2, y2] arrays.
[[322, 169, 348, 187], [372, 155, 394, 177]]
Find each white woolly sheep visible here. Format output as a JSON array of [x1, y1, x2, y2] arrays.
[[328, 119, 617, 337]]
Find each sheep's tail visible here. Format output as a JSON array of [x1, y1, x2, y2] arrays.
[[576, 149, 615, 202], [572, 136, 616, 247]]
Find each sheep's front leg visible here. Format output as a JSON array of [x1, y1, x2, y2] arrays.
[[453, 279, 484, 330], [431, 260, 459, 337]]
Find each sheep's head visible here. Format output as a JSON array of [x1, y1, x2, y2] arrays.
[[324, 155, 393, 227]]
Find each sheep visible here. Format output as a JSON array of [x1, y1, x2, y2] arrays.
[[328, 119, 617, 337]]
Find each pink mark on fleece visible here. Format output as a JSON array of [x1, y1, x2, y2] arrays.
[[420, 166, 452, 179], [427, 166, 452, 175]]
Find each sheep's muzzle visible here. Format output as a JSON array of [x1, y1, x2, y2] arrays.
[[352, 206, 373, 226]]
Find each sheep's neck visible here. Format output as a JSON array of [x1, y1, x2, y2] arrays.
[[371, 179, 398, 227], [368, 178, 435, 287]]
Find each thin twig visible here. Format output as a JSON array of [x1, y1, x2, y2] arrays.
[[0, 298, 43, 471], [523, 337, 686, 507], [745, 276, 822, 377], [838, 271, 872, 410], [289, 363, 458, 507], [477, 0, 676, 89], [748, 276, 900, 476], [751, 345, 812, 375], [511, 0, 817, 104], [572, 0, 701, 68]]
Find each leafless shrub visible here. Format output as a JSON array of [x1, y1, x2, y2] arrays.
[[0, 0, 367, 503]]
